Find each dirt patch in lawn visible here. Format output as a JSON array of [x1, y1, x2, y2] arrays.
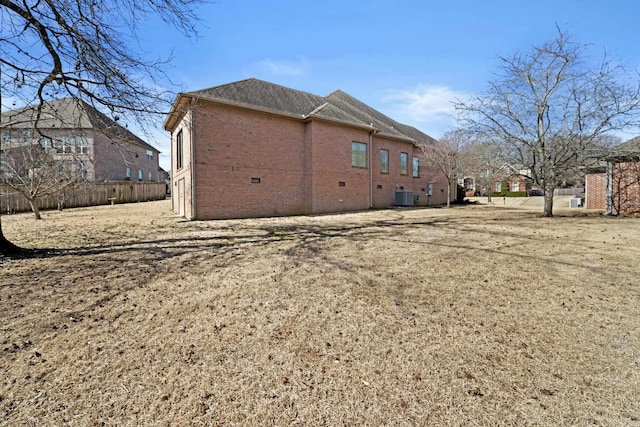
[[1, 200, 639, 426]]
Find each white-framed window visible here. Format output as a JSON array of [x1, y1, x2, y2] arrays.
[[412, 157, 419, 178], [22, 130, 32, 143], [76, 136, 88, 154], [126, 167, 131, 178], [352, 142, 367, 168], [427, 183, 433, 196], [146, 150, 153, 160], [57, 136, 72, 154], [1, 131, 10, 144], [512, 181, 520, 192], [400, 152, 408, 175], [496, 182, 502, 192], [138, 169, 143, 181], [148, 171, 152, 181], [39, 137, 52, 152]]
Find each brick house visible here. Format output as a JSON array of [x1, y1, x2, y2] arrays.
[[585, 137, 640, 214], [1, 98, 162, 182], [463, 163, 535, 197], [163, 78, 452, 220]]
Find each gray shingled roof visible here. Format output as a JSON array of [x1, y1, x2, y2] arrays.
[[1, 98, 158, 152], [606, 136, 640, 161], [186, 79, 435, 144]]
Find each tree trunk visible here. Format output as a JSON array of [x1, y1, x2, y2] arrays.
[[0, 215, 22, 256], [542, 186, 554, 217], [446, 181, 451, 208], [28, 200, 42, 220]]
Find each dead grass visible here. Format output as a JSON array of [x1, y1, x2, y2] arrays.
[[1, 200, 639, 426]]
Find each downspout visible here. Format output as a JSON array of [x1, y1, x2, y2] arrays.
[[189, 102, 196, 219], [368, 128, 376, 208]]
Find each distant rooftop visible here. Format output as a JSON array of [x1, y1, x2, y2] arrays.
[[1, 98, 158, 152]]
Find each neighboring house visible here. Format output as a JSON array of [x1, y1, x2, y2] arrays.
[[463, 163, 534, 197], [585, 137, 640, 214], [163, 78, 452, 220], [1, 98, 162, 182]]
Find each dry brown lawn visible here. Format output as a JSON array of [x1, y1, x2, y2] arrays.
[[1, 200, 639, 426]]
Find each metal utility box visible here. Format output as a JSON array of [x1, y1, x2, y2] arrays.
[[395, 191, 414, 207]]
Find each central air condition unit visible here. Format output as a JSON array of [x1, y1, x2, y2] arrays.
[[395, 190, 414, 207], [569, 198, 582, 208]]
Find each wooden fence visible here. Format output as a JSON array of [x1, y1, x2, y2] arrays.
[[1, 181, 167, 214]]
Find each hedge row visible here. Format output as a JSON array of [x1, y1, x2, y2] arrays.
[[491, 191, 528, 197]]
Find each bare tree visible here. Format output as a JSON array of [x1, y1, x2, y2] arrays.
[[456, 28, 640, 217], [420, 129, 469, 207], [1, 130, 88, 219], [0, 0, 204, 255], [464, 140, 507, 202]]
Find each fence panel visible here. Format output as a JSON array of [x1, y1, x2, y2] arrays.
[[554, 188, 585, 196], [1, 182, 166, 214]]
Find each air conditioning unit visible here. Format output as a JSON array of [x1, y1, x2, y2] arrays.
[[569, 198, 582, 208], [395, 191, 414, 207]]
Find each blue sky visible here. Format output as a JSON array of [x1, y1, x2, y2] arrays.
[[145, 0, 640, 169]]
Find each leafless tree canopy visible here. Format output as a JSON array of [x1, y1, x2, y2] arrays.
[[456, 28, 640, 216], [0, 0, 203, 128], [420, 129, 470, 207], [0, 0, 205, 254]]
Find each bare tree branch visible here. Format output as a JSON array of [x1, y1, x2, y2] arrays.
[[456, 28, 640, 216]]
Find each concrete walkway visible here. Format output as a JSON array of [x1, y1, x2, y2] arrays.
[[467, 195, 580, 211]]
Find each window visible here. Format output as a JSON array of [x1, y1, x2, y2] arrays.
[[427, 183, 433, 196], [148, 171, 152, 181], [400, 152, 408, 175], [380, 149, 389, 174], [1, 131, 10, 144], [176, 130, 184, 169], [351, 142, 367, 168], [138, 169, 143, 181], [57, 136, 72, 154], [22, 130, 31, 143], [76, 137, 88, 154], [512, 181, 520, 192], [496, 182, 502, 192], [126, 167, 131, 178], [39, 137, 52, 152], [146, 150, 153, 160], [412, 157, 419, 178]]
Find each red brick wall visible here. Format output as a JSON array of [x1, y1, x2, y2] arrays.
[[307, 120, 370, 213], [191, 103, 308, 219], [585, 172, 606, 210], [612, 161, 640, 215], [93, 132, 159, 182]]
